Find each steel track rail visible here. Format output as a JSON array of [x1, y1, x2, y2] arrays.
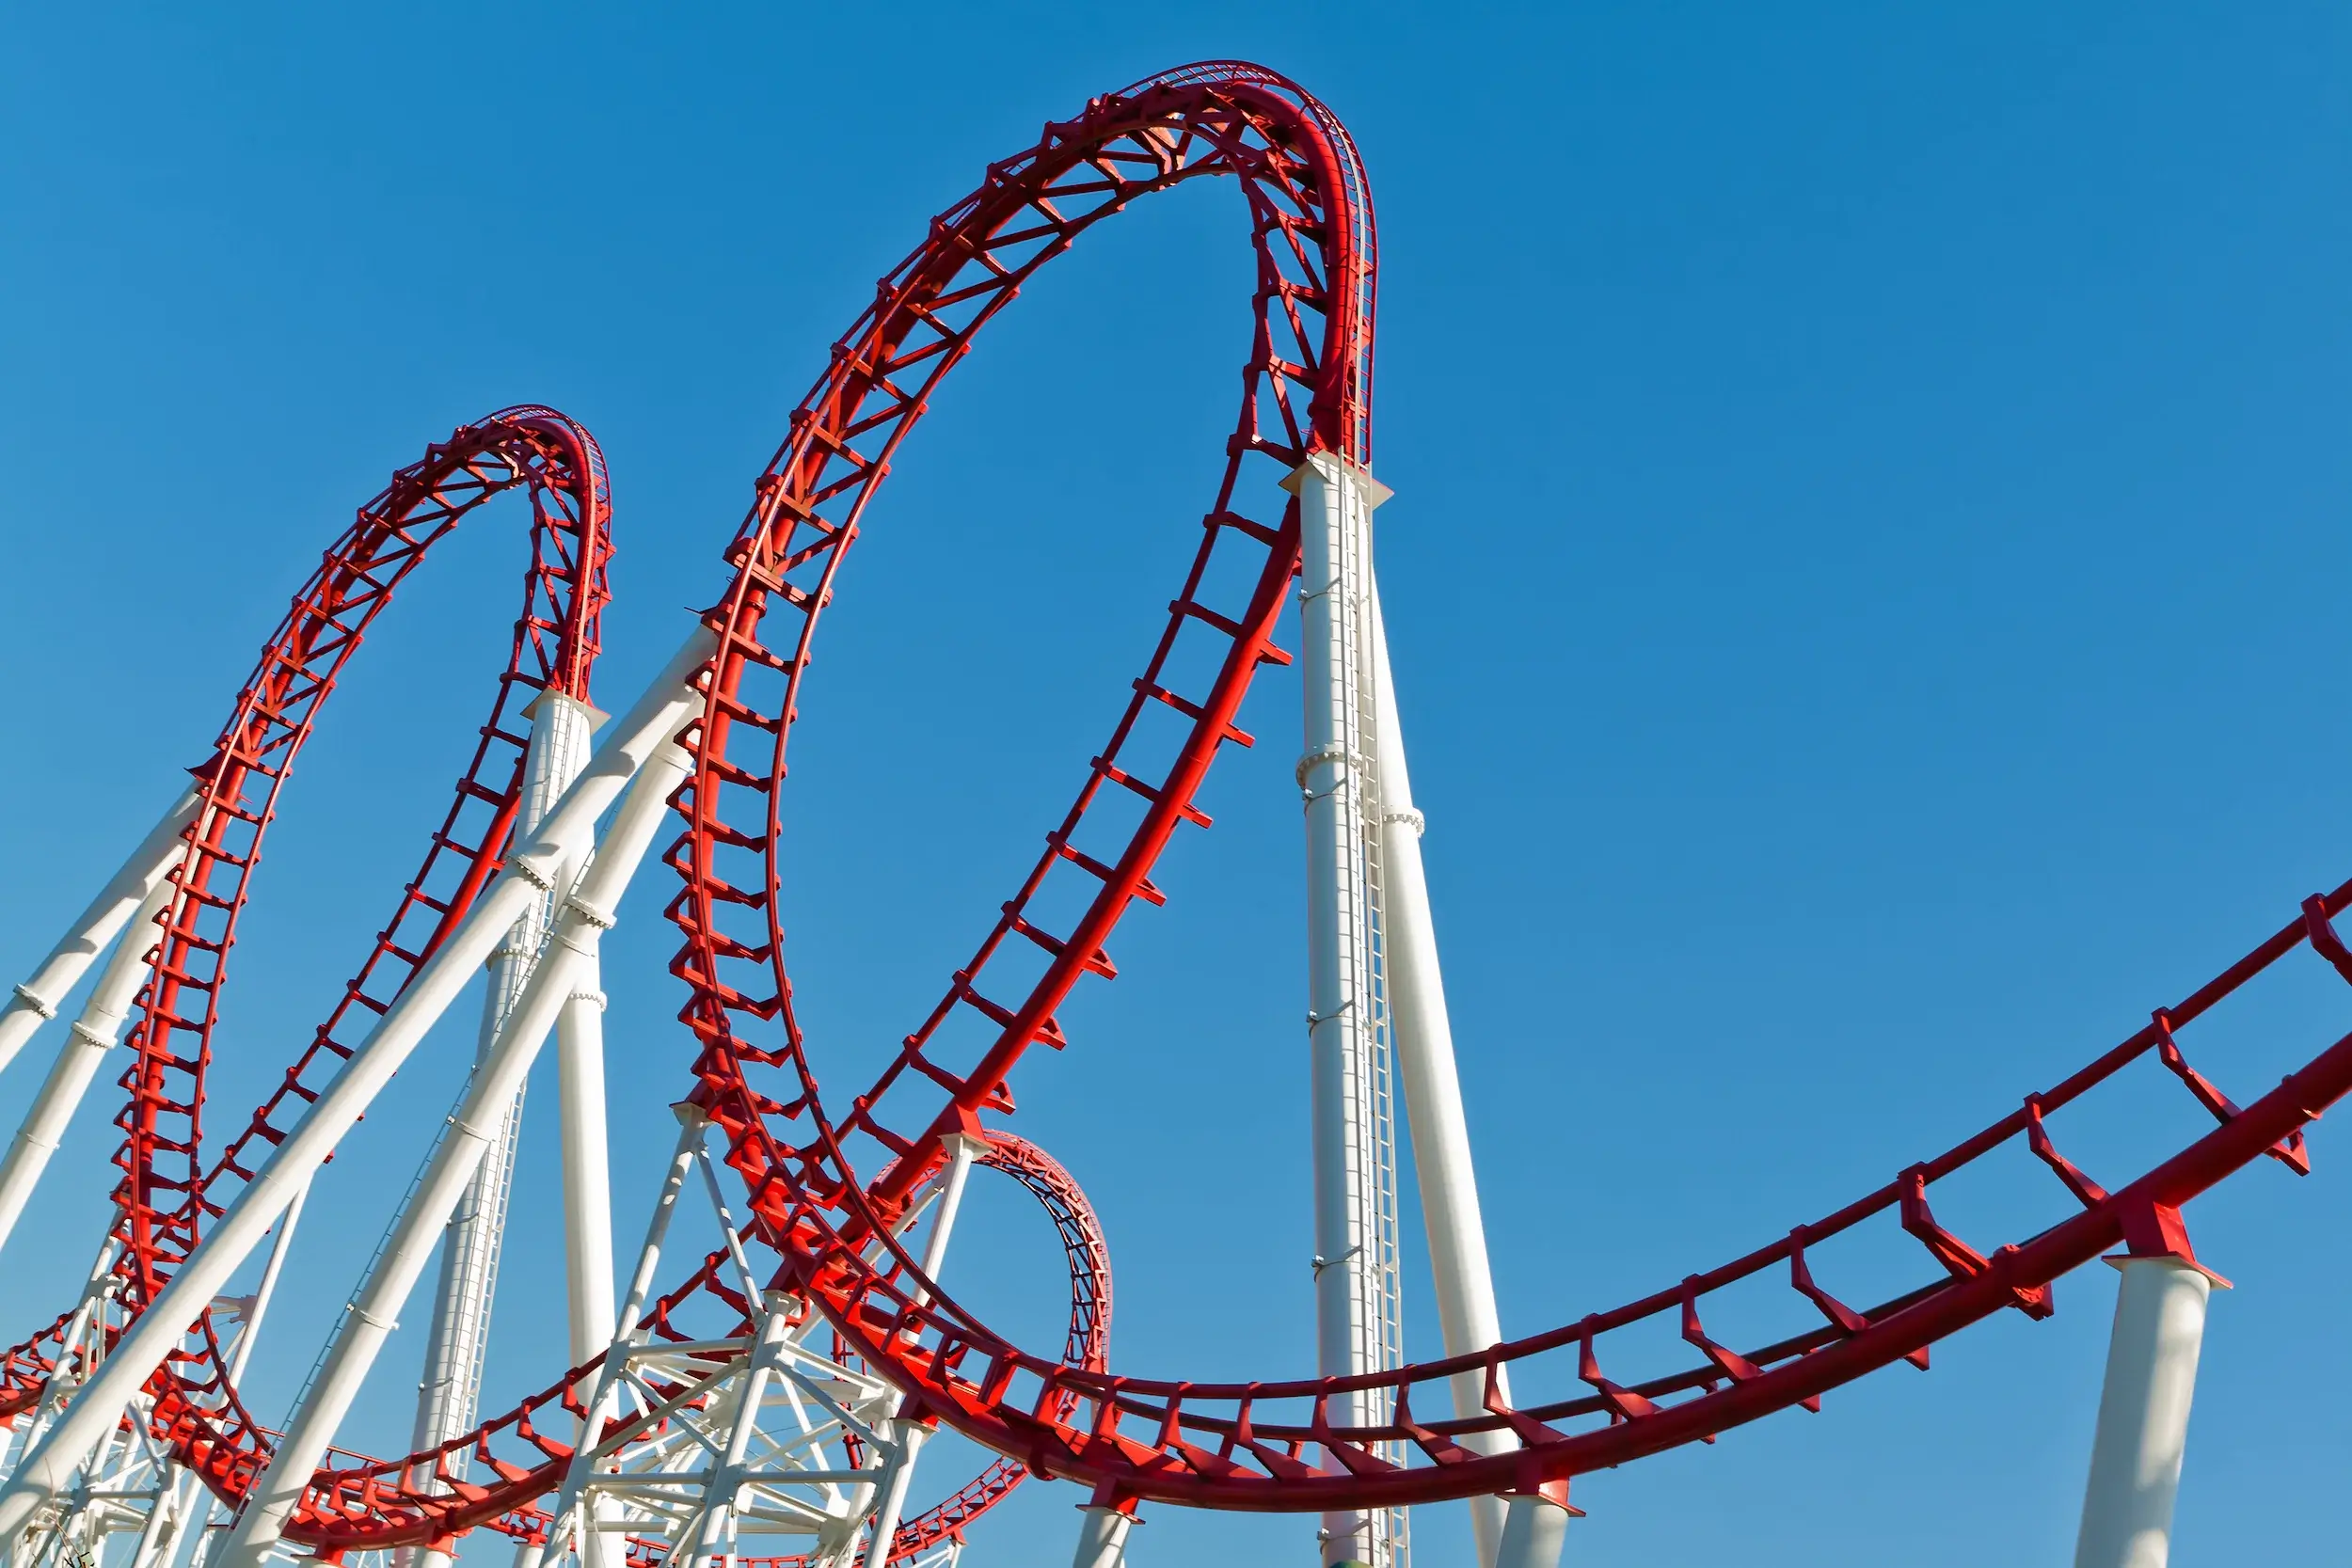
[[4, 55, 2338, 1556], [0, 405, 614, 1536], [654, 59, 2352, 1518]]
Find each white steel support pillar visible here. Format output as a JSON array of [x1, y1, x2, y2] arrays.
[[541, 1111, 707, 1568], [11, 1236, 122, 1465], [558, 968, 617, 1366], [1367, 583, 1514, 1568], [409, 689, 604, 1548], [0, 628, 717, 1546], [550, 967, 616, 1568], [2072, 1254, 2219, 1568], [679, 1306, 799, 1568], [860, 1132, 985, 1568], [0, 789, 197, 1082], [125, 1185, 310, 1568], [1287, 453, 1405, 1568], [216, 723, 697, 1568], [0, 877, 173, 1256], [1493, 1493, 1570, 1568], [1070, 1502, 1136, 1568]]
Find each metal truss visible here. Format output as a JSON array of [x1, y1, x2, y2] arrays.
[[534, 1114, 914, 1568]]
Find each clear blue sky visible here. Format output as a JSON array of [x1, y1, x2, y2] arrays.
[[3, 5, 2349, 1564]]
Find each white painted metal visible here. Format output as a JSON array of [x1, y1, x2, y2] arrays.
[[0, 876, 173, 1257], [1287, 452, 1406, 1568], [540, 1112, 706, 1568], [550, 958, 617, 1568], [1, 1190, 310, 1568], [1071, 1506, 1136, 1568], [557, 971, 617, 1365], [0, 788, 197, 1081], [132, 1186, 313, 1568], [216, 722, 696, 1568], [2073, 1257, 2217, 1568], [1493, 1495, 1569, 1568], [0, 627, 717, 1545], [1366, 582, 1514, 1568], [5, 1235, 122, 1472], [536, 1112, 934, 1568], [408, 689, 604, 1544], [854, 1132, 983, 1568]]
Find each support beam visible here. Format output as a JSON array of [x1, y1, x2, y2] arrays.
[[680, 1307, 800, 1567], [0, 789, 196, 1080], [1494, 1493, 1570, 1568], [12, 1236, 122, 1463], [0, 876, 173, 1256], [542, 1112, 707, 1568], [1367, 581, 1514, 1568], [1288, 452, 1403, 1568], [115, 1198, 308, 1568], [215, 723, 697, 1568], [2073, 1254, 2218, 1568], [0, 628, 716, 1545], [1071, 1502, 1136, 1568], [409, 689, 603, 1549], [557, 964, 617, 1365], [859, 1132, 985, 1568]]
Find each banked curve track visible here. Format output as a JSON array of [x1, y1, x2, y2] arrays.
[[3, 55, 2346, 1556]]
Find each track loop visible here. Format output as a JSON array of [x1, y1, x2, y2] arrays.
[[1, 406, 612, 1532], [8, 54, 2349, 1558]]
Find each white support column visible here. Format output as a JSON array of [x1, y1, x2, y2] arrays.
[[1494, 1494, 1570, 1568], [0, 789, 197, 1081], [230, 1180, 310, 1385], [859, 1132, 984, 1568], [542, 1112, 707, 1568], [126, 1465, 191, 1568], [0, 627, 717, 1545], [14, 1235, 123, 1462], [410, 689, 603, 1541], [215, 724, 697, 1568], [1288, 453, 1402, 1568], [0, 876, 173, 1256], [1367, 582, 1514, 1568], [1070, 1503, 1136, 1568], [125, 1187, 314, 1568], [679, 1307, 799, 1567], [2073, 1256, 2218, 1568], [558, 963, 617, 1366]]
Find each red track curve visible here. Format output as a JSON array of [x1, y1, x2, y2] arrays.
[[0, 413, 1106, 1561], [0, 407, 615, 1508], [7, 54, 2346, 1556], [655, 57, 2352, 1518], [0, 404, 612, 1428]]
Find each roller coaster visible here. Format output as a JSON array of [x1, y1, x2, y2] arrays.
[[0, 59, 2327, 1568]]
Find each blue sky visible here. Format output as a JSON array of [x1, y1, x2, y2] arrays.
[[4, 4, 2350, 1564]]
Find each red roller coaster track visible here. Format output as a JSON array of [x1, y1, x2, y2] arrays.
[[0, 413, 1104, 1559], [3, 55, 2346, 1560]]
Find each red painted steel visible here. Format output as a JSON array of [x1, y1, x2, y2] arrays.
[[649, 57, 2352, 1520], [4, 55, 2346, 1560], [457, 1130, 1111, 1568], [0, 406, 613, 1532]]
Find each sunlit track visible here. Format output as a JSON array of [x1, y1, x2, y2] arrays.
[[0, 55, 2329, 1568], [650, 56, 2348, 1531], [0, 405, 615, 1550], [0, 410, 1097, 1566]]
